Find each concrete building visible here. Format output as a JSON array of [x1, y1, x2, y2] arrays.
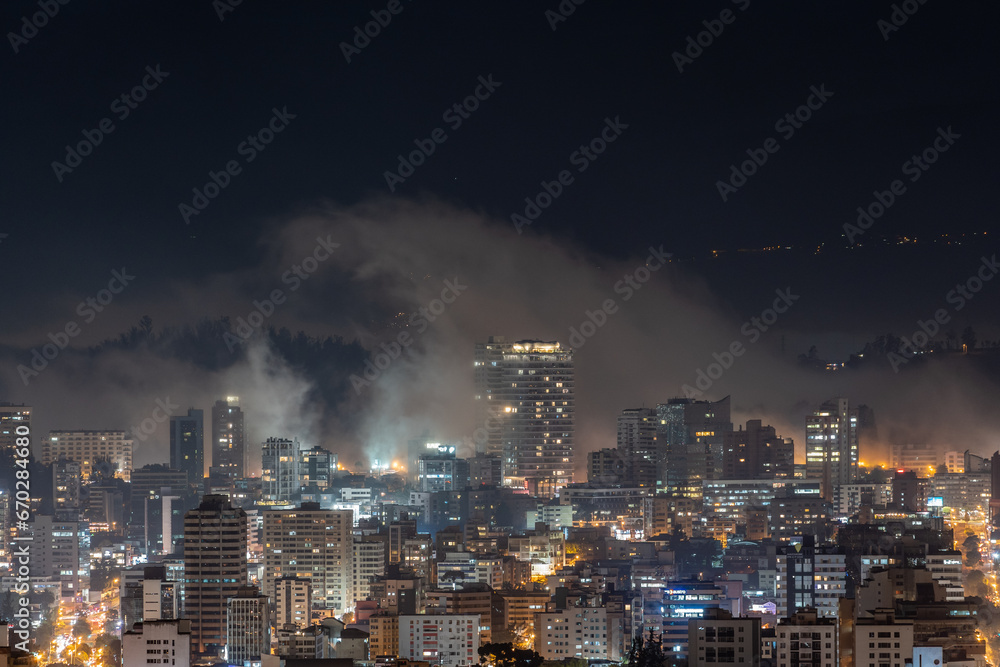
[[0, 403, 31, 453], [354, 535, 388, 604], [535, 605, 625, 661], [370, 613, 400, 659], [775, 537, 846, 618], [263, 504, 355, 615], [834, 483, 892, 518], [804, 398, 858, 501], [42, 430, 133, 481], [123, 619, 192, 667], [474, 337, 575, 497], [53, 458, 82, 509], [688, 608, 760, 667], [526, 503, 573, 531], [853, 609, 913, 667], [643, 495, 697, 539], [226, 587, 270, 666], [183, 494, 248, 658], [508, 526, 566, 577], [617, 407, 658, 465], [656, 397, 732, 499], [299, 445, 336, 492], [775, 608, 837, 667], [30, 513, 90, 600], [426, 583, 493, 643], [211, 397, 245, 478], [399, 614, 480, 667], [723, 420, 793, 480], [262, 437, 301, 503], [275, 577, 312, 629], [169, 408, 204, 487]]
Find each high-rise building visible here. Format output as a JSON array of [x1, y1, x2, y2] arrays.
[[853, 609, 912, 667], [723, 420, 794, 479], [617, 407, 658, 463], [299, 445, 336, 492], [30, 513, 90, 600], [42, 430, 134, 481], [473, 337, 575, 497], [353, 536, 387, 604], [183, 494, 248, 659], [419, 449, 469, 492], [263, 504, 355, 615], [262, 437, 301, 503], [535, 605, 625, 661], [53, 458, 82, 509], [226, 586, 270, 666], [211, 397, 245, 478], [805, 398, 859, 500], [170, 408, 204, 487], [275, 577, 312, 628], [775, 536, 846, 618], [656, 397, 732, 498], [0, 403, 31, 453]]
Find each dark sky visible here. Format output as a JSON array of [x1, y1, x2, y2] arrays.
[[2, 1, 1000, 468], [3, 2, 997, 282]]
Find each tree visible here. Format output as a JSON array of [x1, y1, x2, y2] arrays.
[[964, 533, 983, 567], [625, 629, 668, 667], [478, 642, 544, 667], [967, 570, 991, 599], [73, 617, 91, 639]]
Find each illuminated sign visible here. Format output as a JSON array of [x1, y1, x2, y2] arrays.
[[926, 497, 944, 507]]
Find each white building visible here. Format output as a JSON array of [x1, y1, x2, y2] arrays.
[[399, 614, 480, 667], [535, 605, 625, 661], [834, 483, 892, 517], [123, 619, 192, 667], [43, 430, 133, 481], [924, 551, 964, 602], [143, 578, 179, 620], [526, 504, 573, 531]]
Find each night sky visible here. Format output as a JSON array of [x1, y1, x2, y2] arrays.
[[2, 1, 999, 468]]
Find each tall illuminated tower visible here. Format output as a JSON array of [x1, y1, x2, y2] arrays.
[[474, 337, 575, 498], [211, 397, 245, 478], [805, 397, 859, 501]]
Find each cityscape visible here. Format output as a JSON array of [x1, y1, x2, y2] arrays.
[[2, 3, 999, 667]]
